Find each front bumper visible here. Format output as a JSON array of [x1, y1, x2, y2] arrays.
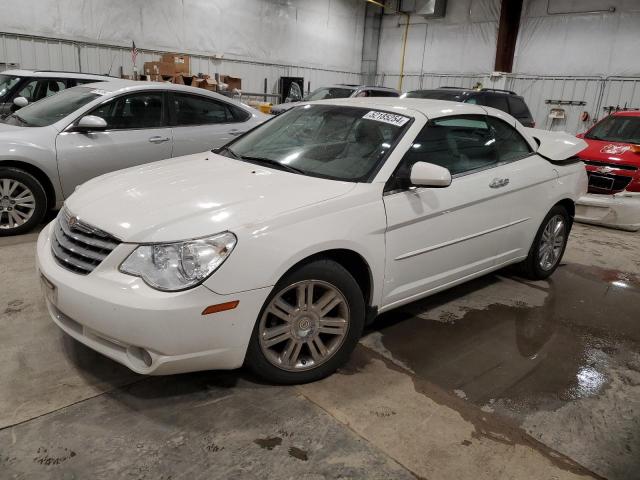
[[575, 191, 640, 232], [36, 222, 271, 375]]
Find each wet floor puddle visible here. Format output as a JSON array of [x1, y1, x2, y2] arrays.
[[365, 263, 640, 409]]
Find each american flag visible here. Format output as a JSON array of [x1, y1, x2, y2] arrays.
[[131, 41, 138, 66]]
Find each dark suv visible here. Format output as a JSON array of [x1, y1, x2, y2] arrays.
[[404, 87, 535, 127]]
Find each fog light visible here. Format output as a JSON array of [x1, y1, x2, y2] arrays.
[[141, 349, 152, 367], [127, 346, 153, 368]]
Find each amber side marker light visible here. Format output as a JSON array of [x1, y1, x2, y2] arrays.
[[202, 301, 239, 315], [630, 144, 640, 154]]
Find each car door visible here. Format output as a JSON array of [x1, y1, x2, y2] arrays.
[[381, 115, 517, 309], [485, 116, 558, 259], [169, 92, 251, 156], [56, 90, 172, 197]]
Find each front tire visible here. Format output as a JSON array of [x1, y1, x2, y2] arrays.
[[0, 167, 47, 236], [517, 205, 571, 280], [245, 259, 365, 384]]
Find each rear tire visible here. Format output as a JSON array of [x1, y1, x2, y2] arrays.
[[517, 205, 571, 280], [245, 259, 365, 384], [0, 167, 47, 236]]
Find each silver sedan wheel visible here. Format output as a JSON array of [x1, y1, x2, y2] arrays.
[[0, 179, 36, 230], [258, 280, 350, 372], [538, 214, 565, 271]]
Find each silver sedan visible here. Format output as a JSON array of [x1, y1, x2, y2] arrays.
[[0, 79, 268, 235]]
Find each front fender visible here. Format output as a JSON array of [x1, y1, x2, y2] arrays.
[[203, 185, 387, 306]]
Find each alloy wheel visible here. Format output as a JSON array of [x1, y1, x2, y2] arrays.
[[538, 214, 565, 271], [258, 280, 350, 372], [0, 179, 36, 230]]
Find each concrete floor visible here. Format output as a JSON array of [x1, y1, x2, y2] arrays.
[[1, 222, 638, 479]]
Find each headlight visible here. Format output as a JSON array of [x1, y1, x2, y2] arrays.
[[119, 232, 237, 291]]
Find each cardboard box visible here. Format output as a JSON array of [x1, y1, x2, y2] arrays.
[[219, 75, 241, 91], [201, 77, 218, 91], [144, 61, 176, 76], [160, 53, 190, 74]]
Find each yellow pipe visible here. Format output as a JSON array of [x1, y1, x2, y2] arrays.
[[398, 13, 410, 91], [365, 0, 410, 91], [365, 0, 386, 8]]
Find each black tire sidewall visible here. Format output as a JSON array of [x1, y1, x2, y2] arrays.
[[0, 167, 47, 236], [245, 259, 365, 384], [521, 205, 571, 280]]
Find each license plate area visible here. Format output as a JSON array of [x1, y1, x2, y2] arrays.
[[588, 174, 614, 190], [40, 273, 57, 305]]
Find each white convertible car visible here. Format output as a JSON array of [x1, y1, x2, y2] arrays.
[[36, 98, 587, 384]]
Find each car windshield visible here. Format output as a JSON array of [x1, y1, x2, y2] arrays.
[[586, 115, 640, 144], [404, 90, 468, 102], [0, 74, 20, 98], [220, 105, 411, 182], [303, 87, 354, 101], [2, 87, 102, 127]]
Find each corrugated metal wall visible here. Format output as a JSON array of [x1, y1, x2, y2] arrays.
[[376, 72, 640, 133], [0, 33, 362, 101]]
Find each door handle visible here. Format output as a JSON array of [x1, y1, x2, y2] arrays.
[[489, 178, 510, 188], [148, 136, 170, 144], [229, 130, 243, 137]]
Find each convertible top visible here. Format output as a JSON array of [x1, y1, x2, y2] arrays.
[[524, 127, 587, 163]]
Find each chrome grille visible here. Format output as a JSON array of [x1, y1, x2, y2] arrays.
[[51, 209, 120, 275]]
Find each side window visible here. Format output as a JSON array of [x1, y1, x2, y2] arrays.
[[486, 117, 532, 162], [89, 92, 164, 129], [15, 79, 40, 102], [399, 115, 498, 177], [371, 90, 400, 98], [172, 93, 245, 125], [44, 80, 66, 98], [483, 94, 509, 113], [508, 97, 531, 119]]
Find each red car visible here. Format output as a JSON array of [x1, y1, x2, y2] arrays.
[[575, 111, 640, 231]]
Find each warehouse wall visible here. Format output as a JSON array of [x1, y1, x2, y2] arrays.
[[376, 0, 640, 78], [514, 0, 640, 76], [376, 0, 501, 79], [0, 0, 365, 94]]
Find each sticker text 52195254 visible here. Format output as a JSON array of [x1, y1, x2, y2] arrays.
[[362, 111, 410, 127]]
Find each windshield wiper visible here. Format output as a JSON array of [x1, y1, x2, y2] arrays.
[[8, 114, 30, 126], [213, 145, 240, 158], [239, 155, 306, 175]]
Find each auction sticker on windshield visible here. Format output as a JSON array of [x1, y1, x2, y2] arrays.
[[363, 111, 410, 127]]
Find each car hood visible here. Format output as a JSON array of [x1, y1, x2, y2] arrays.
[[577, 138, 640, 167], [0, 121, 25, 134], [65, 152, 356, 243]]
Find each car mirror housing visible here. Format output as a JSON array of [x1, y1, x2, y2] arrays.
[[410, 161, 452, 188], [13, 96, 29, 108], [75, 115, 108, 132]]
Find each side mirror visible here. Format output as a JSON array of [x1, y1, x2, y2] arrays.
[[410, 161, 452, 188], [75, 115, 108, 132], [13, 97, 29, 108]]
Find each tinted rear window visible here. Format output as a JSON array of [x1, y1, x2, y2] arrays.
[[483, 94, 509, 113], [508, 97, 531, 118]]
